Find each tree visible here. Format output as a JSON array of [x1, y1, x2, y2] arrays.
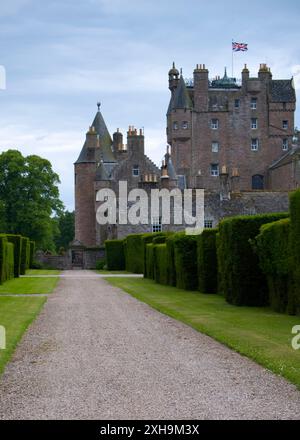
[[54, 210, 75, 252], [0, 150, 64, 249]]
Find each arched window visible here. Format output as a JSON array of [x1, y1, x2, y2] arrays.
[[252, 175, 264, 190]]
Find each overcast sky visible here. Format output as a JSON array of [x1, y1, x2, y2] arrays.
[[0, 0, 300, 210]]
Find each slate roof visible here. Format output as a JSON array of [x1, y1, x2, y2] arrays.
[[75, 110, 116, 164], [269, 145, 300, 170], [171, 76, 193, 110], [269, 80, 296, 103]]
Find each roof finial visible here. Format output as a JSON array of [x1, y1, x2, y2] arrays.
[[172, 61, 175, 68], [97, 102, 101, 111], [180, 67, 183, 76]]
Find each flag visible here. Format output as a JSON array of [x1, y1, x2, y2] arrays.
[[232, 42, 248, 52]]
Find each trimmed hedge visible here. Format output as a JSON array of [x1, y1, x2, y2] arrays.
[[20, 236, 30, 275], [166, 235, 176, 286], [6, 234, 22, 278], [255, 219, 291, 313], [197, 229, 218, 294], [125, 234, 144, 274], [142, 232, 171, 278], [0, 235, 14, 284], [145, 243, 154, 279], [4, 242, 14, 281], [173, 233, 198, 290], [218, 212, 288, 306], [105, 239, 125, 270], [290, 190, 300, 315], [29, 241, 35, 268], [153, 244, 168, 285]]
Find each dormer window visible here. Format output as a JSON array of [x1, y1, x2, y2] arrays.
[[182, 121, 189, 129], [211, 119, 219, 130], [132, 165, 139, 177], [173, 122, 178, 130]]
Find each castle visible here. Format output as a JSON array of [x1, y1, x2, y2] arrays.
[[73, 63, 300, 255]]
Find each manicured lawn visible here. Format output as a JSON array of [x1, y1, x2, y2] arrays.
[[96, 270, 133, 275], [0, 277, 59, 294], [106, 277, 300, 389], [26, 269, 61, 275], [0, 297, 46, 373]]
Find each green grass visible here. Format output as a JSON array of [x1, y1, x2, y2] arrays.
[[106, 277, 300, 389], [0, 276, 59, 294], [96, 270, 134, 275], [0, 296, 46, 373], [26, 269, 61, 275]]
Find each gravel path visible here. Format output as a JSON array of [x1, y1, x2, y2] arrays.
[[0, 270, 300, 420]]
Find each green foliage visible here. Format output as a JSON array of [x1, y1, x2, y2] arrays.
[[105, 239, 125, 270], [153, 244, 168, 285], [29, 241, 35, 268], [20, 237, 30, 275], [54, 210, 75, 252], [218, 212, 288, 306], [289, 190, 300, 315], [173, 233, 198, 290], [0, 235, 15, 284], [125, 234, 144, 274], [95, 259, 106, 270], [145, 244, 154, 279], [166, 235, 176, 286], [141, 232, 169, 277], [197, 229, 218, 294], [255, 219, 292, 313], [6, 234, 22, 277], [0, 150, 63, 250]]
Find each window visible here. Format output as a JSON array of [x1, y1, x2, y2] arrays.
[[152, 217, 162, 233], [282, 139, 289, 151], [251, 97, 257, 110], [204, 220, 213, 229], [251, 138, 259, 151], [210, 164, 219, 176], [132, 165, 139, 177], [251, 118, 258, 129], [252, 175, 264, 190], [283, 120, 288, 130], [212, 142, 219, 153], [234, 99, 240, 109], [182, 121, 189, 129], [211, 119, 219, 130], [173, 121, 178, 130]]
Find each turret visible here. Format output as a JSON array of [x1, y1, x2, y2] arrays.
[[112, 128, 123, 152], [168, 62, 180, 93], [193, 64, 209, 112]]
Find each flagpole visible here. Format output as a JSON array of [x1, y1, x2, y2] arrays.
[[232, 39, 234, 77]]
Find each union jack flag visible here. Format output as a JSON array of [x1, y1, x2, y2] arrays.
[[232, 42, 248, 52]]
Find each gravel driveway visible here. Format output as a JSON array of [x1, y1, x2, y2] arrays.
[[0, 270, 299, 420]]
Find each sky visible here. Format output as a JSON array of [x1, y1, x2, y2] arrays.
[[0, 0, 300, 210]]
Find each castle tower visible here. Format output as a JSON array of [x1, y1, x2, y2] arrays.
[[74, 104, 116, 247]]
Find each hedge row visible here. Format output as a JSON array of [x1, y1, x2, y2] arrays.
[[0, 235, 15, 284], [289, 190, 300, 315], [20, 237, 30, 275], [105, 239, 125, 270], [6, 234, 22, 277], [218, 213, 288, 306], [255, 219, 291, 313], [197, 229, 218, 294]]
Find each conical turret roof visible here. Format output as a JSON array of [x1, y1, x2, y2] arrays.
[[172, 75, 193, 110]]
